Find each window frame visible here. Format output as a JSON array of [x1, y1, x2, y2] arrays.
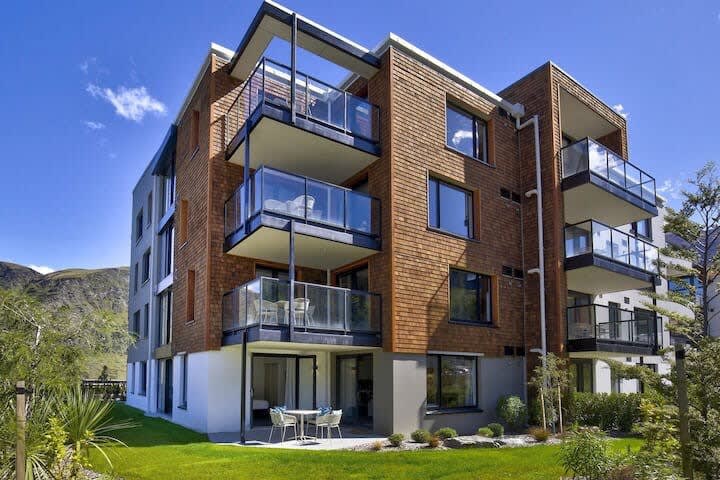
[[132, 310, 140, 336], [426, 353, 479, 411], [449, 268, 494, 325], [142, 303, 149, 339], [631, 218, 652, 241], [138, 361, 147, 396], [178, 354, 188, 409], [445, 103, 488, 163], [141, 249, 151, 284], [135, 209, 144, 242], [428, 177, 474, 239]]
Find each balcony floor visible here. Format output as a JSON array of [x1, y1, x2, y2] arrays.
[[227, 105, 380, 185], [565, 254, 657, 295]]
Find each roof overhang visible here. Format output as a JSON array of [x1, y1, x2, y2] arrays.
[[150, 125, 177, 175], [228, 0, 380, 81]]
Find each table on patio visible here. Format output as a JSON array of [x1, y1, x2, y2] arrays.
[[285, 409, 320, 443]]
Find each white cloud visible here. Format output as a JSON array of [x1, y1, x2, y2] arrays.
[[79, 57, 96, 75], [451, 129, 473, 147], [612, 104, 629, 119], [28, 265, 55, 275], [84, 120, 105, 130], [86, 83, 166, 122], [657, 178, 684, 201]]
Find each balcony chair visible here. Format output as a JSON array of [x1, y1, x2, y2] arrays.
[[268, 409, 298, 443], [253, 299, 278, 324], [293, 298, 314, 326], [315, 410, 343, 440], [263, 198, 287, 214]]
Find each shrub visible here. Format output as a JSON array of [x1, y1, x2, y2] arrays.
[[528, 426, 550, 442], [388, 433, 404, 447], [476, 427, 493, 437], [411, 429, 432, 443], [571, 392, 643, 432], [487, 423, 504, 437], [427, 436, 441, 448], [496, 395, 528, 430], [370, 440, 384, 451], [559, 427, 624, 479], [433, 427, 457, 439]]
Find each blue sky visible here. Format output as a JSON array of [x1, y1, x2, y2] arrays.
[[1, 0, 718, 272]]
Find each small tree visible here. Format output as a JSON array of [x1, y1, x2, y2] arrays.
[[529, 353, 569, 431]]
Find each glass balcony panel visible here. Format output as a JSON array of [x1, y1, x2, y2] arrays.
[[306, 179, 346, 228], [562, 139, 589, 178], [645, 245, 659, 273], [245, 279, 262, 327], [567, 305, 658, 347], [567, 305, 595, 340], [305, 78, 345, 130], [347, 96, 377, 141], [296, 283, 346, 330], [625, 162, 643, 198], [348, 292, 372, 331], [628, 237, 645, 269], [588, 141, 608, 179], [606, 151, 626, 187], [262, 61, 292, 110], [641, 173, 656, 204], [592, 222, 613, 258], [347, 192, 373, 234], [565, 222, 592, 257], [261, 169, 306, 218], [611, 229, 629, 264]]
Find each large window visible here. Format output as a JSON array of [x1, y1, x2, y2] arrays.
[[446, 104, 488, 162], [178, 354, 188, 409], [135, 209, 144, 242], [449, 268, 493, 324], [159, 224, 175, 279], [132, 310, 140, 336], [427, 354, 478, 410], [161, 158, 176, 217], [337, 265, 369, 291], [570, 359, 594, 393], [142, 303, 149, 338], [141, 249, 151, 284], [428, 178, 473, 238], [158, 290, 173, 346], [632, 219, 652, 240], [138, 361, 147, 396]]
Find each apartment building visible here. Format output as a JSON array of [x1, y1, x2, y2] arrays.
[[127, 0, 672, 436]]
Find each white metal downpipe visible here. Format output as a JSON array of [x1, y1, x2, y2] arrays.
[[516, 115, 547, 365]]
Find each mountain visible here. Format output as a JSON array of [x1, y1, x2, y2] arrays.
[[0, 261, 129, 313]]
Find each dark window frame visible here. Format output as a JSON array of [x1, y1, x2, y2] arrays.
[[571, 359, 594, 393], [132, 310, 140, 336], [631, 218, 652, 241], [178, 354, 188, 409], [141, 249, 151, 284], [336, 264, 369, 291], [426, 353, 479, 411], [449, 268, 494, 325], [142, 303, 149, 338], [428, 177, 474, 239], [445, 103, 488, 163], [138, 361, 147, 396], [135, 209, 144, 242]]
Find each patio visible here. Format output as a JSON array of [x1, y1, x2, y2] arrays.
[[209, 425, 384, 450]]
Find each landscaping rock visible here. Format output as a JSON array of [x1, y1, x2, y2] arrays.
[[444, 435, 503, 449]]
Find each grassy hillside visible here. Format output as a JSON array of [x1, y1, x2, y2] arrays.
[[0, 260, 130, 379]]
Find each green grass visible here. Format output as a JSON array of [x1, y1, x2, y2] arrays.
[[93, 404, 642, 480]]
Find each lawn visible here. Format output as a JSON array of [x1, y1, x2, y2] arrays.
[[93, 404, 642, 480]]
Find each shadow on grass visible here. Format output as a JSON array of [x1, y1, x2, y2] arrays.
[[110, 403, 208, 447]]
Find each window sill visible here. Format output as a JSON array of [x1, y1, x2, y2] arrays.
[[177, 404, 187, 411], [427, 227, 480, 243], [445, 145, 494, 168], [425, 407, 483, 416], [449, 320, 496, 328]]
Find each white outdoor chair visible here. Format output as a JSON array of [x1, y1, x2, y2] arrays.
[[286, 195, 315, 218], [268, 410, 297, 443], [263, 198, 287, 214], [253, 299, 278, 324], [293, 298, 313, 326], [316, 410, 343, 440]]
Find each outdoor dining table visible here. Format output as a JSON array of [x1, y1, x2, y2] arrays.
[[284, 409, 319, 442]]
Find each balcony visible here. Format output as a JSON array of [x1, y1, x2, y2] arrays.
[[567, 304, 662, 355], [565, 220, 659, 294], [224, 166, 380, 269], [225, 58, 381, 185], [221, 277, 382, 347], [561, 138, 658, 226]]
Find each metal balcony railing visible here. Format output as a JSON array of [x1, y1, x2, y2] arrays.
[[225, 57, 380, 147], [224, 166, 380, 239], [561, 137, 656, 205], [567, 304, 662, 347], [221, 277, 381, 335], [565, 220, 660, 274]]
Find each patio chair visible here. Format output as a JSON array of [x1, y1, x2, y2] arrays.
[[316, 410, 343, 440], [253, 299, 278, 324], [293, 298, 313, 326], [263, 198, 287, 214], [308, 406, 332, 436], [268, 409, 297, 443], [286, 195, 315, 218]]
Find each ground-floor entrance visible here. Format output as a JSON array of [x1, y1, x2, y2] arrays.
[[336, 354, 373, 427], [251, 353, 317, 427]]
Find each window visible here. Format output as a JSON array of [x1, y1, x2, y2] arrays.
[[147, 193, 153, 227], [138, 362, 147, 396], [127, 364, 134, 394], [159, 224, 175, 278], [142, 303, 149, 338], [141, 249, 151, 284], [632, 219, 652, 240], [186, 270, 195, 322], [428, 178, 473, 238], [191, 110, 200, 150], [669, 275, 703, 305], [158, 290, 173, 346], [255, 266, 289, 281], [337, 265, 369, 291], [161, 158, 176, 217], [427, 354, 478, 410], [135, 209, 144, 242], [449, 268, 493, 324], [132, 310, 140, 335], [638, 363, 658, 394], [446, 104, 488, 162], [178, 199, 189, 244], [133, 263, 139, 293], [570, 359, 594, 393], [178, 354, 188, 409]]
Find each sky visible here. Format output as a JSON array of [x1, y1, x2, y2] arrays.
[[1, 0, 719, 272]]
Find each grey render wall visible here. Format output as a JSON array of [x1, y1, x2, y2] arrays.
[[128, 167, 156, 365], [373, 352, 525, 436]]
